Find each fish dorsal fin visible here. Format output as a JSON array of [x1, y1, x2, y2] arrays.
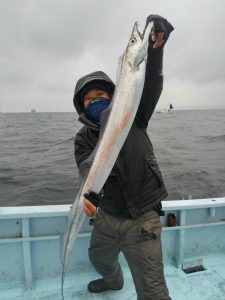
[[77, 106, 112, 186], [78, 155, 94, 183], [99, 105, 112, 138], [116, 55, 123, 84]]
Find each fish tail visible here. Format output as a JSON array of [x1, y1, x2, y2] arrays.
[[60, 230, 68, 266], [61, 270, 65, 300]]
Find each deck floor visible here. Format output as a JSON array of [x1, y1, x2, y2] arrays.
[[0, 254, 225, 300]]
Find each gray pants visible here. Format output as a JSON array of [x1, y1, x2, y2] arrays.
[[89, 208, 171, 300]]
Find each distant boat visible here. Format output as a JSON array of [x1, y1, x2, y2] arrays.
[[157, 103, 174, 114], [31, 109, 36, 113]]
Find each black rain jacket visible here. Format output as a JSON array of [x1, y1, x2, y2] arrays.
[[74, 46, 168, 219]]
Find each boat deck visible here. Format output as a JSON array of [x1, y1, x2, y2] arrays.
[[1, 253, 225, 300]]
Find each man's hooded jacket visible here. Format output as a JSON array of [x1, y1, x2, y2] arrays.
[[73, 46, 168, 219]]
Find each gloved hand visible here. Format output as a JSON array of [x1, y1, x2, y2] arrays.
[[83, 191, 103, 215], [84, 191, 102, 207], [145, 14, 174, 48]]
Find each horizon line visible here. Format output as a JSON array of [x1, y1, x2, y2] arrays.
[[1, 107, 225, 113]]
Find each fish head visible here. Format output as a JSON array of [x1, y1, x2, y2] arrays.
[[124, 21, 154, 71]]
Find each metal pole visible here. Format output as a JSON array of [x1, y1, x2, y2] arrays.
[[175, 210, 186, 268], [22, 218, 33, 289]]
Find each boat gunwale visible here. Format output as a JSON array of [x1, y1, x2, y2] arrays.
[[0, 197, 225, 219]]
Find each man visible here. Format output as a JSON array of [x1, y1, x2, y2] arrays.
[[73, 15, 174, 300]]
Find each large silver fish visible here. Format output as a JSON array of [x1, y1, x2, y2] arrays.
[[61, 20, 154, 299]]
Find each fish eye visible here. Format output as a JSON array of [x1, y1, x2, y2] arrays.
[[130, 37, 137, 45]]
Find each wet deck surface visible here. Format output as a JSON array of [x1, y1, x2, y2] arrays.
[[1, 254, 225, 300]]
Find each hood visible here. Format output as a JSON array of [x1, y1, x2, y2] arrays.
[[78, 113, 100, 131], [73, 71, 115, 115]]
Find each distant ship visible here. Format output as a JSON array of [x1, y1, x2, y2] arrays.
[[31, 109, 36, 113], [157, 103, 174, 114]]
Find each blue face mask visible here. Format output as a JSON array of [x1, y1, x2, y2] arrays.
[[85, 97, 110, 123]]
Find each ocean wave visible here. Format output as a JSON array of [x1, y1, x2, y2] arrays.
[[0, 176, 22, 185], [0, 167, 14, 172], [201, 134, 225, 142], [170, 170, 210, 180], [54, 137, 74, 145]]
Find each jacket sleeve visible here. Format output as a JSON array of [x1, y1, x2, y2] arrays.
[[135, 46, 164, 128], [74, 128, 94, 170]]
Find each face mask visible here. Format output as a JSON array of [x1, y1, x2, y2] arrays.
[[85, 97, 110, 123]]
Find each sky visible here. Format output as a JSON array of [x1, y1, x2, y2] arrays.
[[0, 0, 225, 113]]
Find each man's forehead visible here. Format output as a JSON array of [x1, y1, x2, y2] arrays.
[[85, 88, 108, 96]]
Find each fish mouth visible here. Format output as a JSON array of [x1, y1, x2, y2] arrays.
[[131, 21, 153, 42], [133, 22, 143, 39], [142, 20, 154, 41]]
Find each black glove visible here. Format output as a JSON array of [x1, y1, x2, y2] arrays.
[[145, 14, 174, 46], [83, 191, 102, 207]]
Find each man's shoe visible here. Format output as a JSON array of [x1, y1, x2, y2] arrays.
[[88, 278, 122, 293]]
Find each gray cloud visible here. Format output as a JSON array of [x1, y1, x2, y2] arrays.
[[0, 0, 225, 112]]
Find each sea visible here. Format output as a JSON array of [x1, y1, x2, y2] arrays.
[[0, 110, 225, 206]]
